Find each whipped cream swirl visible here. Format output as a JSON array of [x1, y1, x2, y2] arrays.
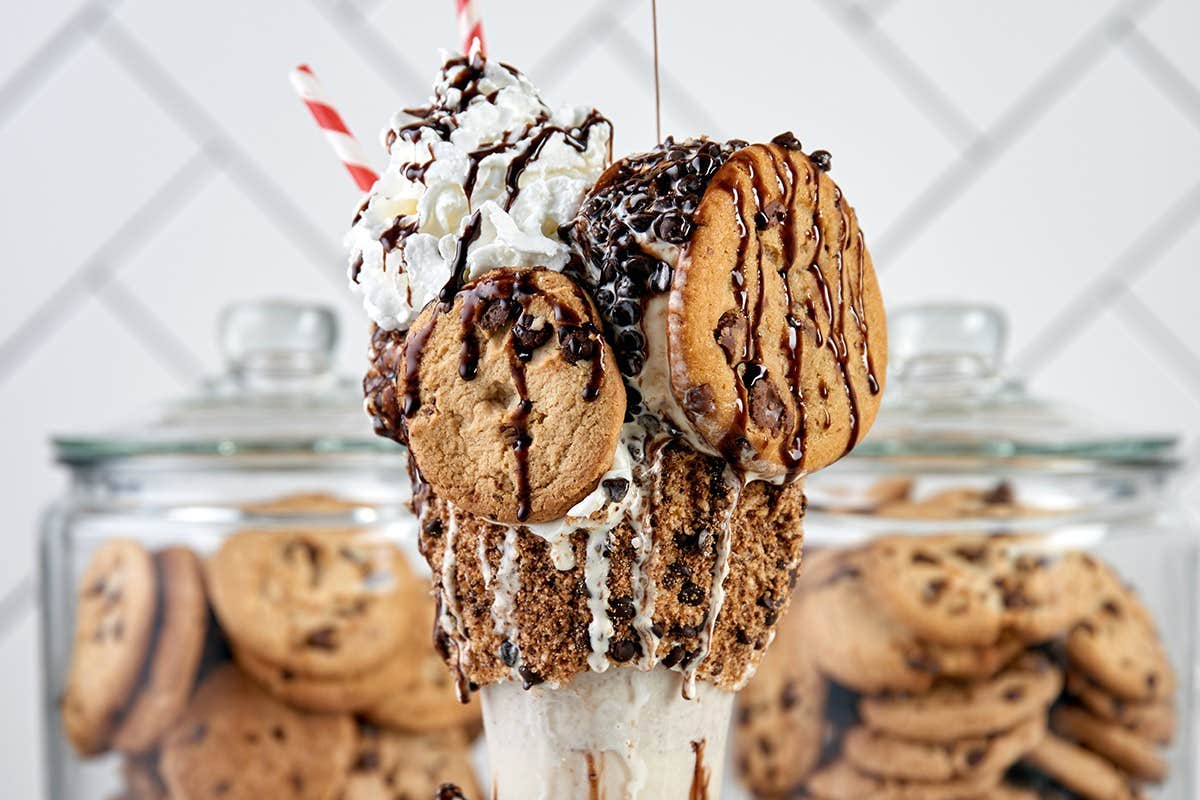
[[346, 53, 612, 331]]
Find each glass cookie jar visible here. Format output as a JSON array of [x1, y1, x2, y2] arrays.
[[39, 301, 482, 800], [731, 304, 1196, 800]]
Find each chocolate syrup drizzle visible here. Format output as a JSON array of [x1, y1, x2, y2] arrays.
[[358, 52, 611, 301], [403, 269, 606, 522]]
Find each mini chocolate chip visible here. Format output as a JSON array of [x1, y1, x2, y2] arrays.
[[651, 622, 665, 637], [423, 518, 444, 538], [610, 299, 642, 326], [654, 212, 692, 244], [810, 150, 832, 171], [650, 261, 673, 293], [748, 376, 787, 436], [714, 310, 747, 364], [912, 551, 940, 565], [983, 481, 1015, 505], [674, 531, 701, 551], [352, 750, 381, 772], [781, 681, 800, 709], [953, 545, 988, 564], [512, 314, 553, 355], [662, 645, 686, 668], [683, 384, 716, 415], [518, 665, 544, 689], [923, 578, 948, 604], [1003, 687, 1025, 702], [558, 325, 597, 364], [608, 596, 636, 622], [678, 581, 705, 606], [304, 626, 338, 650], [754, 210, 769, 230], [735, 628, 751, 645], [964, 746, 987, 767], [771, 131, 803, 150], [499, 640, 519, 667], [602, 478, 630, 502], [608, 639, 640, 663], [478, 298, 519, 333]]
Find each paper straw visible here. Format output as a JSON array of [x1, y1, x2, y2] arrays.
[[289, 64, 379, 192]]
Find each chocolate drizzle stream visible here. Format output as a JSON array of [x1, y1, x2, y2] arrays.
[[705, 140, 879, 473], [689, 739, 710, 800], [403, 269, 606, 522]]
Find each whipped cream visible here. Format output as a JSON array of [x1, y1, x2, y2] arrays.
[[346, 53, 612, 331]]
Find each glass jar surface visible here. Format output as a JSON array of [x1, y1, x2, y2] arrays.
[[41, 302, 483, 800], [731, 305, 1196, 800]]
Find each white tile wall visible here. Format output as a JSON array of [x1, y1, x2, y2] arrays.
[[2, 0, 1198, 794]]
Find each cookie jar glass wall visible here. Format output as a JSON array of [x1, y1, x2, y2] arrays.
[[732, 305, 1196, 800], [39, 301, 483, 800]]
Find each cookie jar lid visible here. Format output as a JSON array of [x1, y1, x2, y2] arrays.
[[53, 300, 400, 464], [842, 304, 1182, 471]]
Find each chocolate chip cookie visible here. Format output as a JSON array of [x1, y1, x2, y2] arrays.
[[842, 714, 1045, 783], [669, 142, 886, 478], [1051, 705, 1167, 783], [112, 547, 208, 755], [1022, 733, 1140, 800], [734, 607, 828, 795], [1065, 670, 1176, 745], [207, 529, 417, 678], [62, 539, 158, 756], [857, 653, 1061, 743], [401, 267, 625, 524], [1066, 573, 1174, 703], [804, 757, 1003, 800], [159, 665, 355, 800], [340, 724, 481, 800]]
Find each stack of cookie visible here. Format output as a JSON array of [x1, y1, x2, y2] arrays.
[[61, 502, 482, 800], [735, 537, 1177, 800]]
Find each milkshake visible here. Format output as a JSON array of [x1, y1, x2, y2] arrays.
[[347, 51, 887, 799]]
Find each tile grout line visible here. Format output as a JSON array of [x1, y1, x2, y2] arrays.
[[0, 0, 120, 130], [94, 277, 210, 383], [94, 20, 348, 289], [872, 4, 1156, 267], [1120, 25, 1200, 133], [529, 0, 642, 90], [1014, 178, 1200, 376], [814, 0, 980, 149], [1111, 287, 1200, 400], [0, 150, 218, 386], [309, 0, 427, 97], [0, 574, 36, 646]]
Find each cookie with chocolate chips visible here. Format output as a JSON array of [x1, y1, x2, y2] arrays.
[[400, 267, 625, 524], [1065, 570, 1175, 703], [159, 665, 355, 800], [111, 547, 209, 755], [861, 534, 1102, 647], [803, 757, 1004, 800], [1051, 705, 1167, 783], [669, 141, 886, 478], [207, 529, 418, 678], [856, 653, 1061, 743], [1023, 733, 1141, 800], [735, 605, 829, 795], [799, 551, 1026, 694], [1065, 670, 1176, 745], [62, 539, 158, 756], [841, 714, 1045, 783], [339, 724, 481, 800]]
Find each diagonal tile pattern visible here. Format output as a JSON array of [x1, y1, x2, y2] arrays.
[[1, 0, 1199, 790]]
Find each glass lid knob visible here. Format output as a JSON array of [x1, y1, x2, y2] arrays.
[[218, 301, 339, 392], [889, 304, 1009, 401]]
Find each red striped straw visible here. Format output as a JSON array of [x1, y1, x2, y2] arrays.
[[289, 64, 379, 192], [456, 0, 487, 56]]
